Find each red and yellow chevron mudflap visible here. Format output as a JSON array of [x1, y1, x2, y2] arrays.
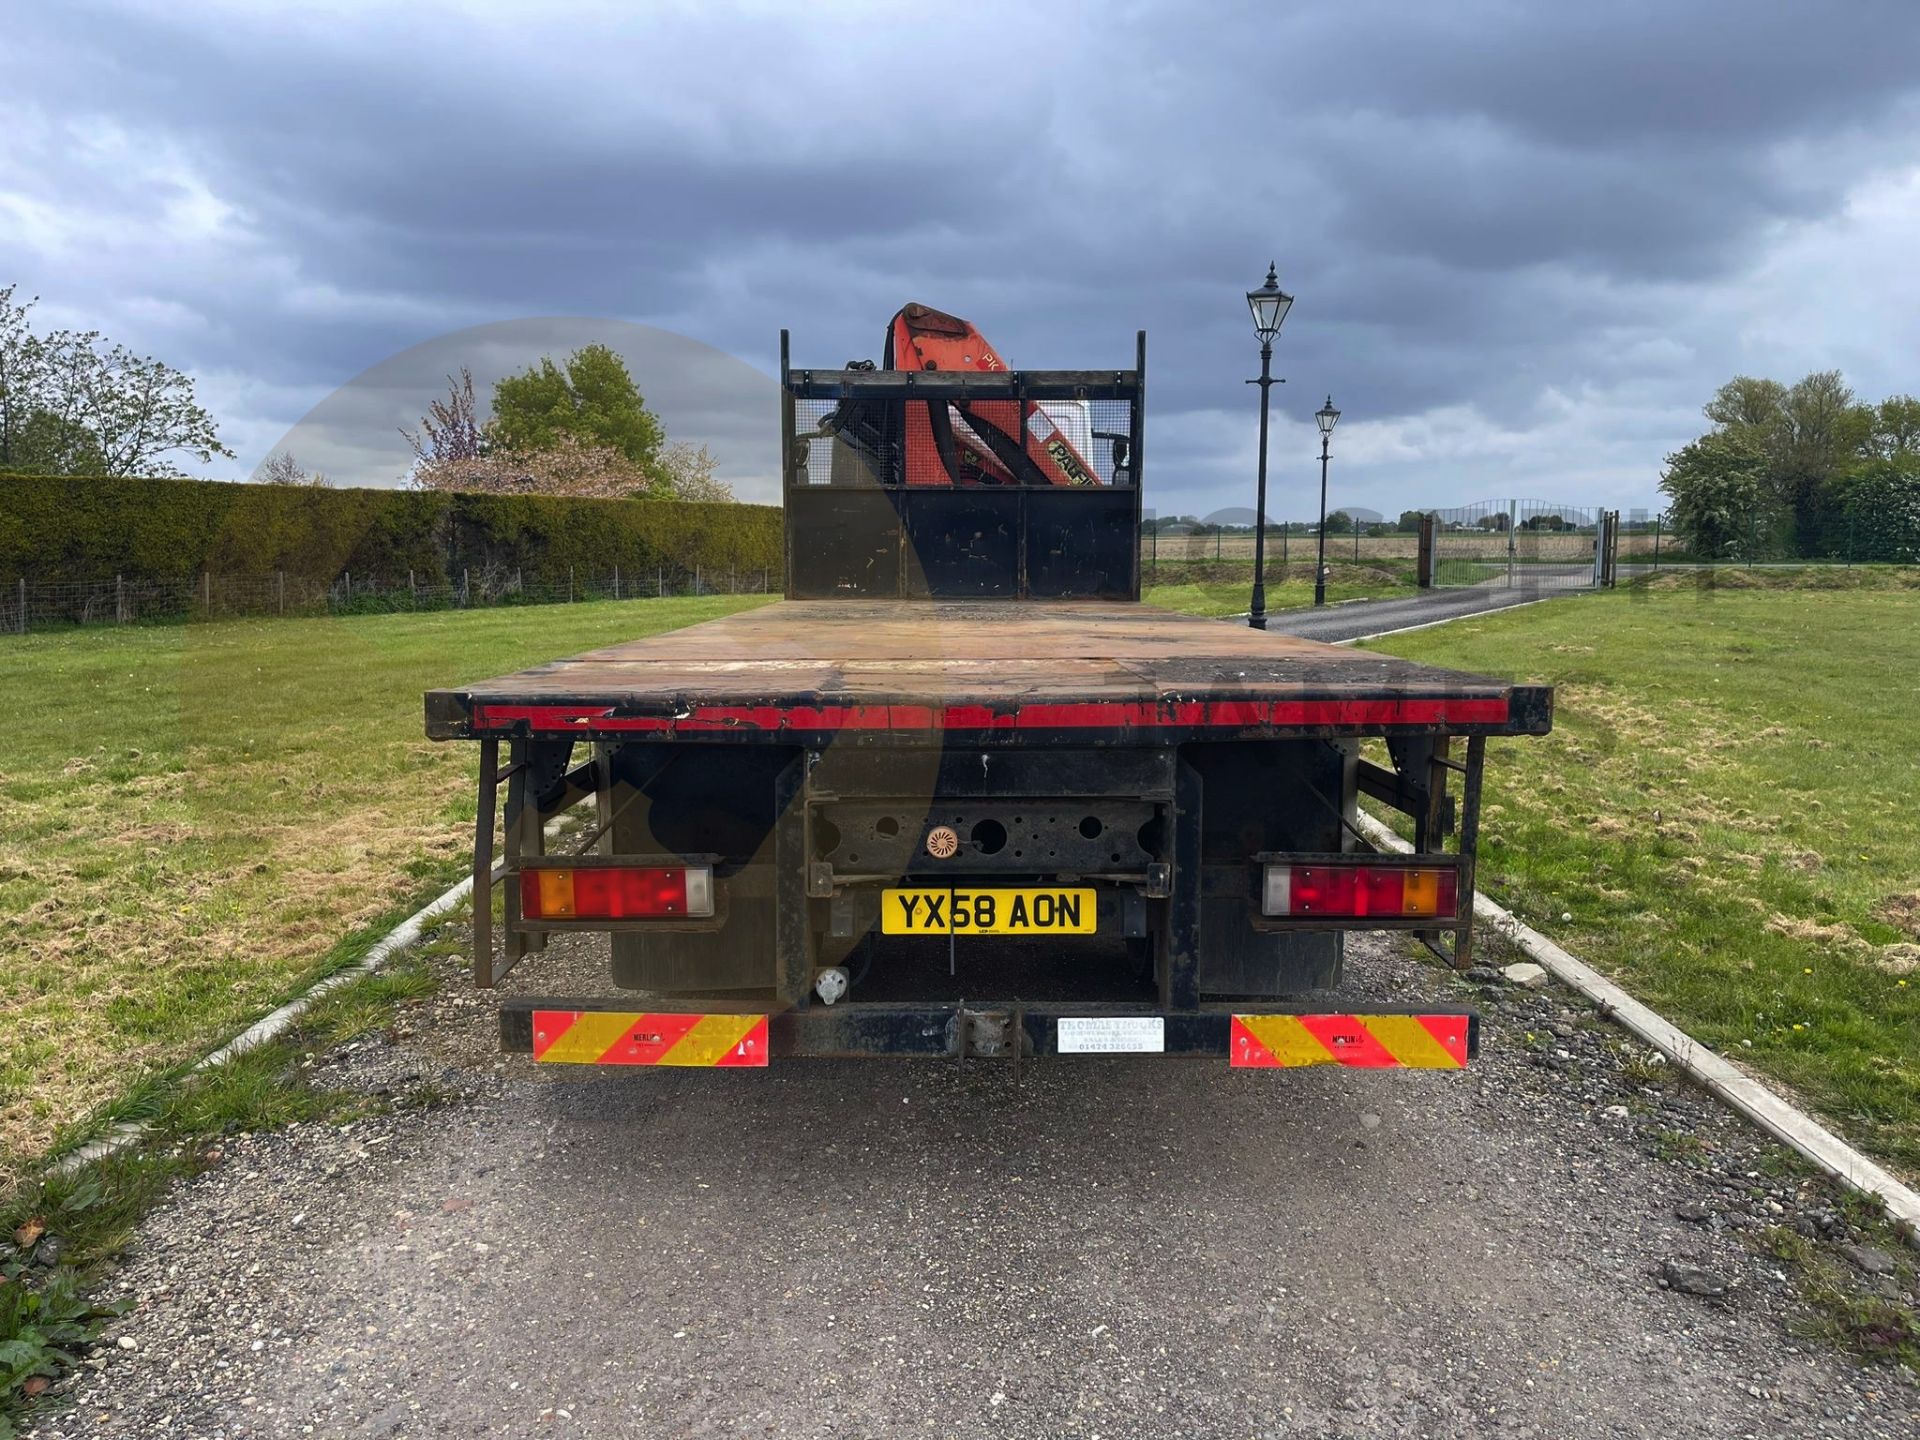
[[531, 1010, 768, 1067], [1230, 1014, 1468, 1070]]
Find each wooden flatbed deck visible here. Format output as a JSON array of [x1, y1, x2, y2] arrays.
[[425, 601, 1552, 743]]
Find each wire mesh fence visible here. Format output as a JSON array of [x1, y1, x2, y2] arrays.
[[0, 563, 779, 635], [1628, 507, 1920, 569], [1137, 502, 1917, 593]]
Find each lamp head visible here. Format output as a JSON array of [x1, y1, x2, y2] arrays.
[[1247, 264, 1294, 343]]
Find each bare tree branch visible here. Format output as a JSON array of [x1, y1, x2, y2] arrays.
[[401, 368, 486, 466]]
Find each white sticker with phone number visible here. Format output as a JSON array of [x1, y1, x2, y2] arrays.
[[1057, 1017, 1165, 1054]]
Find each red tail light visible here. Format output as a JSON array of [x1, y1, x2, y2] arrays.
[[520, 866, 714, 920], [1263, 862, 1458, 920]]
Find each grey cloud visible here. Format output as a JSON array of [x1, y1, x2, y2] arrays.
[[5, 0, 1919, 516]]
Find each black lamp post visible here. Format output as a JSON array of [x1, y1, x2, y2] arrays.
[[1245, 264, 1293, 629], [1312, 394, 1341, 607]]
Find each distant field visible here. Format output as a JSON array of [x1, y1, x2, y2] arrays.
[[1144, 560, 1417, 615], [1147, 531, 1423, 564], [1372, 576, 1920, 1172]]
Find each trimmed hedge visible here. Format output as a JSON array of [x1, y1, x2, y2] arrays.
[[0, 473, 784, 585]]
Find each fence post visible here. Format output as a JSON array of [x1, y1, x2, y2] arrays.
[[762, 568, 769, 593], [116, 573, 125, 624], [203, 570, 211, 613], [1652, 517, 1660, 571], [1353, 518, 1360, 562], [277, 570, 285, 614], [17, 577, 24, 635], [569, 566, 575, 603], [695, 564, 702, 593], [463, 568, 470, 606], [657, 565, 664, 597], [614, 565, 621, 600]]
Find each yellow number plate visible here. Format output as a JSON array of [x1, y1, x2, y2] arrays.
[[881, 887, 1097, 936]]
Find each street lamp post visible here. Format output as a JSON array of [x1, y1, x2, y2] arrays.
[[1312, 394, 1341, 607], [1245, 264, 1293, 630]]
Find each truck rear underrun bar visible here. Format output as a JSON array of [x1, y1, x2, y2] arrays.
[[497, 998, 1481, 1065]]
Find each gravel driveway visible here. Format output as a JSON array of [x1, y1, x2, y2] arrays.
[[30, 930, 1918, 1439]]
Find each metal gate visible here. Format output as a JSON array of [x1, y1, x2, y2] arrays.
[[1420, 500, 1615, 591]]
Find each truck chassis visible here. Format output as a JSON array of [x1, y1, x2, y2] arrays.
[[429, 335, 1551, 1067]]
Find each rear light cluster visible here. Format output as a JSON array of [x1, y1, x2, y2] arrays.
[[1262, 862, 1458, 920], [520, 866, 714, 920]]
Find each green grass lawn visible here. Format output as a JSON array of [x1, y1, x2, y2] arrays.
[[0, 596, 771, 1184], [1371, 580, 1920, 1172]]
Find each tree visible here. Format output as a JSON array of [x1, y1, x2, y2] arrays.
[[489, 345, 663, 468], [0, 284, 231, 476], [1833, 455, 1920, 563], [1693, 369, 1876, 556], [652, 442, 735, 503], [9, 406, 104, 474], [84, 345, 235, 477], [399, 344, 748, 504], [259, 450, 331, 487], [409, 433, 661, 500], [1866, 395, 1920, 459], [1395, 509, 1427, 533], [401, 368, 486, 467], [1660, 429, 1770, 558], [0, 284, 41, 467], [1775, 370, 1860, 553], [1703, 375, 1789, 437], [1323, 510, 1353, 533]]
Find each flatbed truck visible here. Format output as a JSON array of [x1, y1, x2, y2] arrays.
[[426, 316, 1552, 1071]]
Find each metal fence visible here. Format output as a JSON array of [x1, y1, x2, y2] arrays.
[[1427, 500, 1606, 591], [1628, 509, 1920, 569], [0, 563, 778, 635], [1139, 506, 1918, 582]]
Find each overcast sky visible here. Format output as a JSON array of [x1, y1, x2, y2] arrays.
[[6, 0, 1920, 521]]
